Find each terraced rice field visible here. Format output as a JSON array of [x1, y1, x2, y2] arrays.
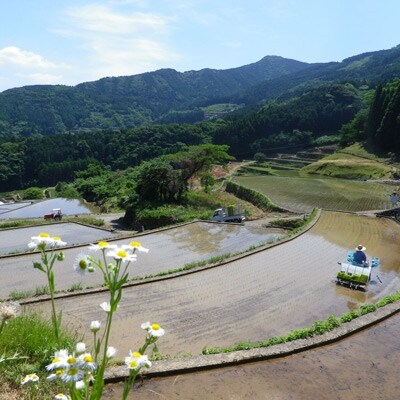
[[107, 313, 400, 399], [0, 222, 280, 297], [24, 211, 400, 357], [234, 175, 395, 212]]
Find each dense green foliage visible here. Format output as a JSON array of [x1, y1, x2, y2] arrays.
[[225, 181, 283, 212], [1, 46, 400, 194], [0, 56, 308, 137], [122, 144, 233, 225], [0, 123, 217, 189], [213, 83, 363, 157], [339, 79, 400, 152]]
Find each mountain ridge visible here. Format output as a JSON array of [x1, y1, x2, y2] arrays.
[[1, 45, 400, 137]]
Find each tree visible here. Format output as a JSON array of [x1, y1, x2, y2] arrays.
[[254, 152, 267, 163]]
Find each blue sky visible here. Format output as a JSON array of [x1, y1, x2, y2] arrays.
[[0, 0, 399, 92]]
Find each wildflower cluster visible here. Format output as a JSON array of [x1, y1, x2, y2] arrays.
[[24, 235, 164, 400]]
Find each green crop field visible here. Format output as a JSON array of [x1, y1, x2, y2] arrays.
[[233, 175, 397, 213]]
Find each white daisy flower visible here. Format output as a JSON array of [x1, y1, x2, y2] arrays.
[[125, 351, 151, 370], [78, 353, 96, 371], [60, 367, 85, 383], [28, 233, 67, 250], [55, 393, 71, 400], [89, 241, 116, 251], [47, 369, 64, 381], [141, 322, 165, 338], [106, 248, 137, 263], [122, 241, 149, 253], [28, 232, 53, 249], [21, 373, 39, 385], [73, 254, 92, 276], [46, 349, 69, 371], [51, 236, 67, 248]]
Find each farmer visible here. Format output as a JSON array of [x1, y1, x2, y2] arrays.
[[390, 192, 399, 208], [353, 244, 368, 266]]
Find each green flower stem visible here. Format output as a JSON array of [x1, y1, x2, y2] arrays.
[[0, 317, 7, 336], [39, 248, 62, 344], [122, 369, 139, 400]]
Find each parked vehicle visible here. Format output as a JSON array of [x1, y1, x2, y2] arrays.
[[336, 251, 380, 291], [44, 208, 63, 220], [211, 206, 245, 223]]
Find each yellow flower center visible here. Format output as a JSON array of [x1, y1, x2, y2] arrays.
[[117, 250, 127, 258], [129, 241, 141, 247], [39, 233, 49, 237], [84, 355, 93, 363], [67, 356, 76, 364], [151, 323, 160, 330], [131, 351, 141, 358], [68, 368, 78, 376], [98, 241, 108, 248], [56, 369, 64, 376], [129, 360, 138, 368], [53, 236, 61, 241], [52, 357, 60, 363]]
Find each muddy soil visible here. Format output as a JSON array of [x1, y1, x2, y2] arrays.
[[105, 313, 400, 399]]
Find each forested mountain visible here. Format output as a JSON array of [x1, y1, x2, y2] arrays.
[[1, 45, 400, 139], [0, 56, 309, 138], [236, 45, 400, 104], [1, 45, 400, 192]]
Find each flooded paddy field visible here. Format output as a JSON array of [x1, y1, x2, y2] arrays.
[[0, 197, 96, 219], [233, 175, 395, 213], [0, 221, 279, 297], [25, 211, 400, 358], [107, 313, 400, 400], [0, 223, 119, 255]]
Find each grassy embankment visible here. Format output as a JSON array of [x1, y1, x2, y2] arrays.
[[300, 143, 398, 180]]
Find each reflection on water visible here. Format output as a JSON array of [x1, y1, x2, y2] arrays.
[[163, 221, 283, 255], [0, 198, 96, 219]]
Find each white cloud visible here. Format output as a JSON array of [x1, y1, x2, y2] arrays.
[[59, 4, 180, 80], [65, 5, 167, 34], [0, 46, 60, 68]]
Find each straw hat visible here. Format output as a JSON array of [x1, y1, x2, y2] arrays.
[[355, 244, 366, 251]]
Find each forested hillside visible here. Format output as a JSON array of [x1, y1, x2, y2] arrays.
[[0, 56, 309, 138], [1, 45, 400, 193], [340, 79, 400, 151], [213, 83, 364, 156]]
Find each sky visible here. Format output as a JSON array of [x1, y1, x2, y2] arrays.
[[0, 0, 399, 92]]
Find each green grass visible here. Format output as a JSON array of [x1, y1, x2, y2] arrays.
[[0, 313, 75, 395], [300, 142, 398, 179]]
